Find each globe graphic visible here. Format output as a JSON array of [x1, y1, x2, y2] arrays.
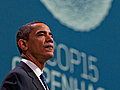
[[40, 0, 113, 32]]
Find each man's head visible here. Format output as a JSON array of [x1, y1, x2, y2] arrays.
[[16, 21, 54, 62]]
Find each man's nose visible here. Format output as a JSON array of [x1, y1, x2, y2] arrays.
[[46, 35, 53, 43]]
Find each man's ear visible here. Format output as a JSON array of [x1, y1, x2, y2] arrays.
[[18, 39, 28, 51]]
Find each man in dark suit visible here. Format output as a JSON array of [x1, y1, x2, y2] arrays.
[[1, 21, 54, 90]]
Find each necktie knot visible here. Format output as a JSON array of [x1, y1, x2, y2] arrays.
[[40, 74, 48, 90], [40, 74, 47, 84]]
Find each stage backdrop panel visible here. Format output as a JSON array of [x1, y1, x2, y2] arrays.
[[0, 0, 120, 90]]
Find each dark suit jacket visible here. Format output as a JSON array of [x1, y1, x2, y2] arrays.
[[1, 61, 45, 90]]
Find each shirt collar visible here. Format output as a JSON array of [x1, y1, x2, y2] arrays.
[[21, 58, 43, 77]]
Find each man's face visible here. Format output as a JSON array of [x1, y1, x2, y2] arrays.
[[27, 23, 54, 62]]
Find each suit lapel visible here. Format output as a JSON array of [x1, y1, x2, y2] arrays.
[[18, 61, 44, 90]]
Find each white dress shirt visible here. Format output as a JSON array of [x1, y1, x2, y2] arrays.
[[21, 58, 47, 90]]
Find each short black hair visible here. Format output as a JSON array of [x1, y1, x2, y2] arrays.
[[16, 21, 44, 54]]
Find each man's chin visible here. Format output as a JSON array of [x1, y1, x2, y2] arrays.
[[45, 53, 54, 60], [48, 54, 54, 60]]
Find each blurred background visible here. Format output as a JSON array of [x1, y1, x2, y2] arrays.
[[0, 0, 120, 90]]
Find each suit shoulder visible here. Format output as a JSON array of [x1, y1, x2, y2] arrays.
[[1, 65, 33, 90], [2, 66, 27, 82]]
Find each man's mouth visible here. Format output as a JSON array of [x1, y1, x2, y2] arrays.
[[44, 44, 54, 49]]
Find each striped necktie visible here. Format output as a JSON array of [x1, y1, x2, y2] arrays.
[[40, 74, 49, 90]]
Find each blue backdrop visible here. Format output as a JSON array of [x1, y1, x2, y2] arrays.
[[0, 0, 120, 90]]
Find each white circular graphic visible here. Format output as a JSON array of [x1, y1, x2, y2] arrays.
[[40, 0, 113, 32]]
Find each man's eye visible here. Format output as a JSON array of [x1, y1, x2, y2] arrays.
[[51, 35, 53, 38], [49, 33, 53, 38], [39, 33, 44, 36]]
